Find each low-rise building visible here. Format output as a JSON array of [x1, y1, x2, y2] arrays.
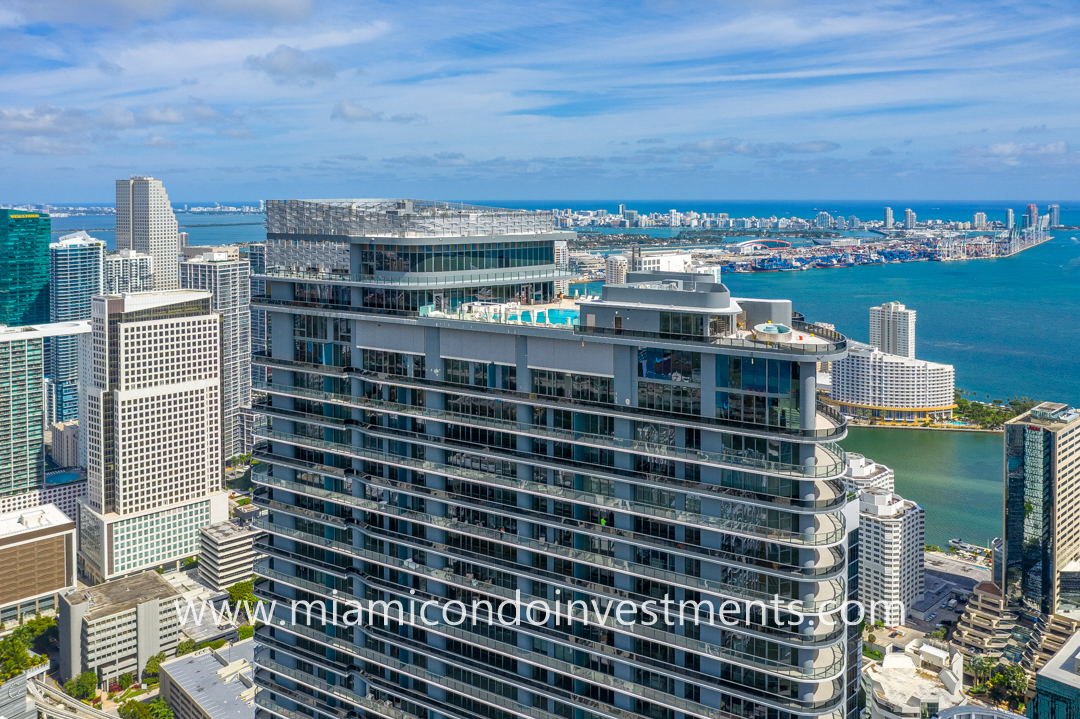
[[198, 521, 259, 591], [0, 504, 76, 624], [859, 488, 925, 626], [845, 452, 895, 493], [50, 420, 79, 468], [58, 571, 182, 687], [1032, 629, 1080, 719], [952, 581, 1015, 664], [827, 340, 955, 424], [863, 640, 966, 719], [160, 639, 255, 719], [0, 473, 86, 525]]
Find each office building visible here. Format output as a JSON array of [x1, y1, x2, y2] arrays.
[[1048, 204, 1061, 228], [903, 209, 916, 230], [77, 291, 229, 583], [105, 250, 155, 294], [628, 251, 691, 273], [49, 232, 105, 423], [844, 453, 895, 493], [160, 639, 256, 719], [180, 252, 252, 459], [197, 521, 259, 591], [0, 662, 43, 719], [58, 571, 182, 686], [249, 199, 861, 719], [827, 341, 955, 424], [1031, 629, 1080, 719], [1006, 208, 1015, 230], [869, 301, 916, 359], [862, 641, 965, 719], [858, 489, 925, 626], [0, 209, 51, 326], [0, 504, 77, 624], [1025, 204, 1039, 229], [884, 207, 894, 229], [973, 212, 987, 229], [553, 239, 570, 295], [116, 176, 180, 290], [1003, 403, 1080, 616], [605, 253, 627, 283], [1, 322, 91, 502], [51, 420, 80, 468]]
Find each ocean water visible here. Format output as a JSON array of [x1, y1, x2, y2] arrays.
[[840, 428, 1003, 548], [49, 213, 265, 249]]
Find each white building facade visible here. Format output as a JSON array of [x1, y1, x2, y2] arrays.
[[77, 291, 228, 582], [828, 341, 955, 424], [179, 253, 252, 459], [859, 488, 926, 626], [105, 250, 154, 294], [49, 232, 105, 423], [844, 453, 895, 493], [604, 254, 627, 284], [869, 301, 916, 358], [115, 176, 179, 291]]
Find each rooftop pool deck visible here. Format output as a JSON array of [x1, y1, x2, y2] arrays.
[[45, 471, 84, 485]]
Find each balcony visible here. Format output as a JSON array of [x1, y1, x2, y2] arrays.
[[254, 267, 579, 287]]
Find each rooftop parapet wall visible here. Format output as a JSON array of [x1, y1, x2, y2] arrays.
[[266, 199, 556, 238]]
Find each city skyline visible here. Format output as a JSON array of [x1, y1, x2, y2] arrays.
[[1, 1, 1079, 200]]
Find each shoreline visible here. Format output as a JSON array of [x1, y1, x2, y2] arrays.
[[846, 423, 1002, 434]]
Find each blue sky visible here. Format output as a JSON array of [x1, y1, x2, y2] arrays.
[[2, 0, 1079, 202]]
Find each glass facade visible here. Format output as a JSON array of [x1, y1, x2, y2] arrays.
[[49, 235, 105, 422], [250, 200, 857, 719], [0, 210, 51, 326]]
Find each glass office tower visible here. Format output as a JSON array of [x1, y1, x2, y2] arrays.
[[49, 231, 105, 422], [0, 209, 51, 326], [250, 200, 859, 719]]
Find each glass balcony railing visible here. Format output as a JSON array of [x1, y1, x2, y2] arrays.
[[574, 320, 846, 356], [254, 431, 846, 547], [254, 383, 847, 478], [254, 267, 579, 287]]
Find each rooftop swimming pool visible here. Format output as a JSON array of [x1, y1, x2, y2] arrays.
[[46, 471, 83, 485]]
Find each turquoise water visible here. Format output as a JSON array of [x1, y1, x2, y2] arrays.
[[49, 213, 265, 249], [841, 428, 1003, 548], [46, 471, 82, 485]]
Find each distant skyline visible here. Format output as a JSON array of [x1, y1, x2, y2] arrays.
[[3, 0, 1080, 201]]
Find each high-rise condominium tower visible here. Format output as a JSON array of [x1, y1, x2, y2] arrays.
[[903, 209, 916, 230], [49, 232, 105, 423], [883, 207, 894, 229], [105, 250, 154, 294], [869, 301, 915, 359], [180, 251, 252, 459], [249, 199, 860, 719], [857, 489, 925, 626], [1006, 208, 1015, 230], [115, 176, 179, 291], [1004, 403, 1080, 615], [77, 291, 228, 582], [973, 212, 987, 229], [245, 243, 268, 386], [1048, 204, 1061, 228], [0, 323, 91, 500], [1025, 204, 1039, 229], [0, 209, 51, 326]]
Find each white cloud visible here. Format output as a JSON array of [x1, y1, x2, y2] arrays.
[[143, 135, 176, 148], [137, 105, 186, 125], [331, 99, 381, 122], [244, 44, 335, 86]]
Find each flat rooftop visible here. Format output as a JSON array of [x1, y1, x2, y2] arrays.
[[1037, 626, 1080, 687], [0, 504, 74, 541], [65, 570, 180, 620], [865, 660, 961, 712], [0, 321, 91, 342], [162, 640, 255, 719], [1010, 402, 1080, 430], [201, 520, 257, 543]]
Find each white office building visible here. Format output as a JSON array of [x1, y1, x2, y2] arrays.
[[870, 301, 915, 358], [105, 250, 154, 294], [115, 176, 180, 291], [828, 341, 955, 424], [58, 571, 182, 687], [77, 291, 228, 583], [180, 252, 251, 459], [197, 521, 259, 591], [605, 254, 627, 284], [630, 252, 691, 273], [859, 488, 926, 626]]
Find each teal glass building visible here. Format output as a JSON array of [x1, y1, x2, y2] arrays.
[[0, 210, 51, 327]]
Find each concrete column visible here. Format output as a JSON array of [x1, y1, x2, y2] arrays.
[[799, 361, 816, 432]]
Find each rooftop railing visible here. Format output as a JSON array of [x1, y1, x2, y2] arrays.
[[253, 267, 579, 287]]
